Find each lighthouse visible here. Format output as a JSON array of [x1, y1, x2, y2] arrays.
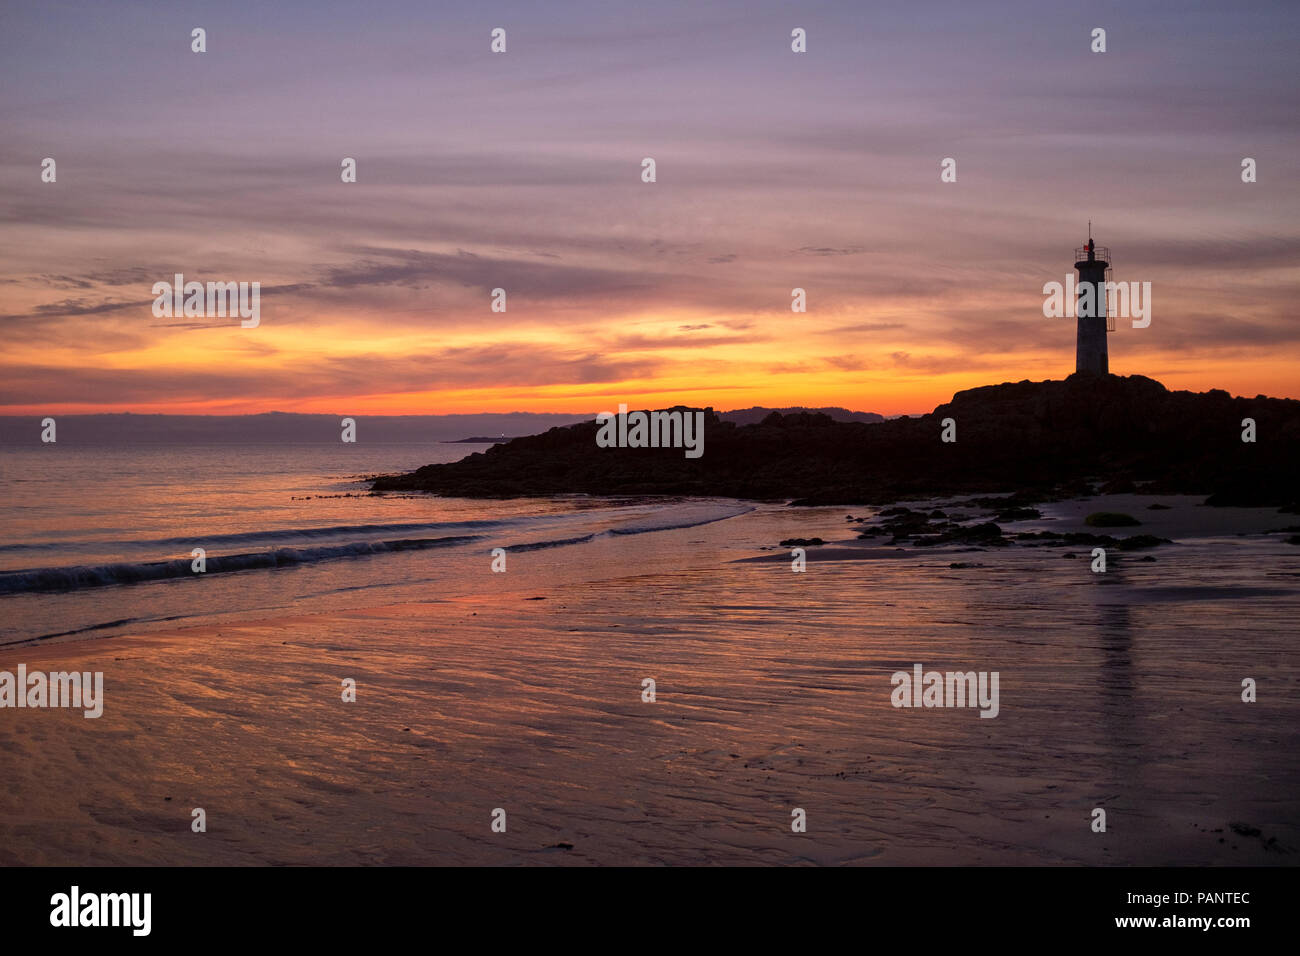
[[1074, 232, 1110, 374]]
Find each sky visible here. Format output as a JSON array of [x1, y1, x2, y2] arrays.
[[1, 0, 1297, 417]]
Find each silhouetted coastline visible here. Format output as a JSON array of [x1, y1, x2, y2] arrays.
[[372, 374, 1300, 508]]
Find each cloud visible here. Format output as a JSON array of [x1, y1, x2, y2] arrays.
[[823, 322, 906, 334], [796, 246, 864, 257], [0, 343, 669, 407], [823, 354, 870, 371], [0, 0, 1296, 413]]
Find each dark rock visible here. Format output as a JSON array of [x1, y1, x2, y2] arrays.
[[995, 506, 1041, 521], [915, 522, 1008, 547], [1018, 529, 1167, 549], [371, 376, 1300, 505], [1116, 534, 1171, 550], [1085, 512, 1141, 527], [779, 537, 824, 547], [1099, 478, 1137, 494]]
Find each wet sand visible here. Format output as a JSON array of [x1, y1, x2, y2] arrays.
[[1, 497, 1297, 865]]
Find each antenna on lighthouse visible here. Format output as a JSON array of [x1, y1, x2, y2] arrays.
[[1088, 219, 1092, 242]]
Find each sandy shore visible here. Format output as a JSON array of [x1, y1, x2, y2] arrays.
[[1, 497, 1296, 865]]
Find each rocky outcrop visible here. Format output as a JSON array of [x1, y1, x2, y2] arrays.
[[371, 374, 1300, 508]]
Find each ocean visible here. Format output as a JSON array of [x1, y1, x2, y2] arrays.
[[2, 442, 1298, 864], [0, 442, 753, 647]]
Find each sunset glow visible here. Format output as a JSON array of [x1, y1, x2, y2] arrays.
[[3, 1, 1297, 417]]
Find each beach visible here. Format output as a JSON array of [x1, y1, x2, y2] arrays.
[[2, 495, 1296, 866]]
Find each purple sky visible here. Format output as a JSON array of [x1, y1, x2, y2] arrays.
[[2, 0, 1297, 414]]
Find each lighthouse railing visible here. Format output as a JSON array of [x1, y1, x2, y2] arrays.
[[1074, 246, 1111, 265]]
